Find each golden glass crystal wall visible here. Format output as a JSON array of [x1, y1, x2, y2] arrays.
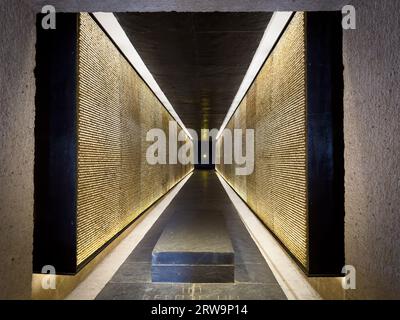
[[216, 13, 307, 268], [76, 13, 192, 265]]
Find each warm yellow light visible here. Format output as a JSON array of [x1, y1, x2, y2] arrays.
[[215, 13, 307, 268], [203, 154, 207, 158], [76, 13, 194, 266], [201, 128, 209, 141]]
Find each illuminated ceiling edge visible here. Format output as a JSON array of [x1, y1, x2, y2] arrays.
[[93, 12, 193, 140], [216, 11, 294, 140]]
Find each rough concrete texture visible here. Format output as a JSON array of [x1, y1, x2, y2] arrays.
[[343, 0, 400, 299], [0, 1, 36, 299], [1, 0, 399, 299], [28, 0, 349, 12]]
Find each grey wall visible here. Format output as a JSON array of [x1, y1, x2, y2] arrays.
[[0, 0, 36, 299], [30, 0, 350, 12], [0, 0, 399, 299], [343, 0, 400, 299]]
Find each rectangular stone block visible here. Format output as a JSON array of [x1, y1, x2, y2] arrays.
[[152, 211, 234, 283]]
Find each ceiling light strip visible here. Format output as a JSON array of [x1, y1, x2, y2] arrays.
[[93, 12, 193, 140], [216, 11, 293, 140]]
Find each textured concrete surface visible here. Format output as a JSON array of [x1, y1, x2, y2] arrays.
[[28, 0, 349, 12], [343, 0, 400, 299], [0, 1, 36, 299]]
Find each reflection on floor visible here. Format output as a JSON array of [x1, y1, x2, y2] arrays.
[[96, 170, 287, 300]]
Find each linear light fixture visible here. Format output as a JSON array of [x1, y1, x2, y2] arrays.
[[93, 12, 193, 140], [216, 11, 293, 140]]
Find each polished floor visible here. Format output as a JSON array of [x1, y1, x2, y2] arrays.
[[96, 170, 286, 300]]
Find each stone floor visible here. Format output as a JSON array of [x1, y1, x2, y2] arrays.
[[96, 170, 286, 300]]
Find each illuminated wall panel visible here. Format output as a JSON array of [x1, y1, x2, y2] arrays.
[[246, 85, 258, 215], [216, 12, 344, 275], [257, 12, 307, 267], [77, 13, 192, 266], [218, 12, 307, 267], [34, 13, 193, 273]]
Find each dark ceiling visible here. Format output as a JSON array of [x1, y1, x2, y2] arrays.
[[115, 12, 273, 134]]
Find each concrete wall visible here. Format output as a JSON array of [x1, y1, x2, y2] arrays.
[[0, 0, 36, 299], [0, 0, 399, 299], [343, 0, 400, 299], [30, 0, 350, 12]]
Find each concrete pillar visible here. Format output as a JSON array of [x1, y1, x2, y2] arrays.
[[0, 0, 36, 299], [343, 0, 400, 299]]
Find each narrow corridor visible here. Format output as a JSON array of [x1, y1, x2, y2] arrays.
[[3, 2, 398, 302], [96, 171, 286, 300]]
